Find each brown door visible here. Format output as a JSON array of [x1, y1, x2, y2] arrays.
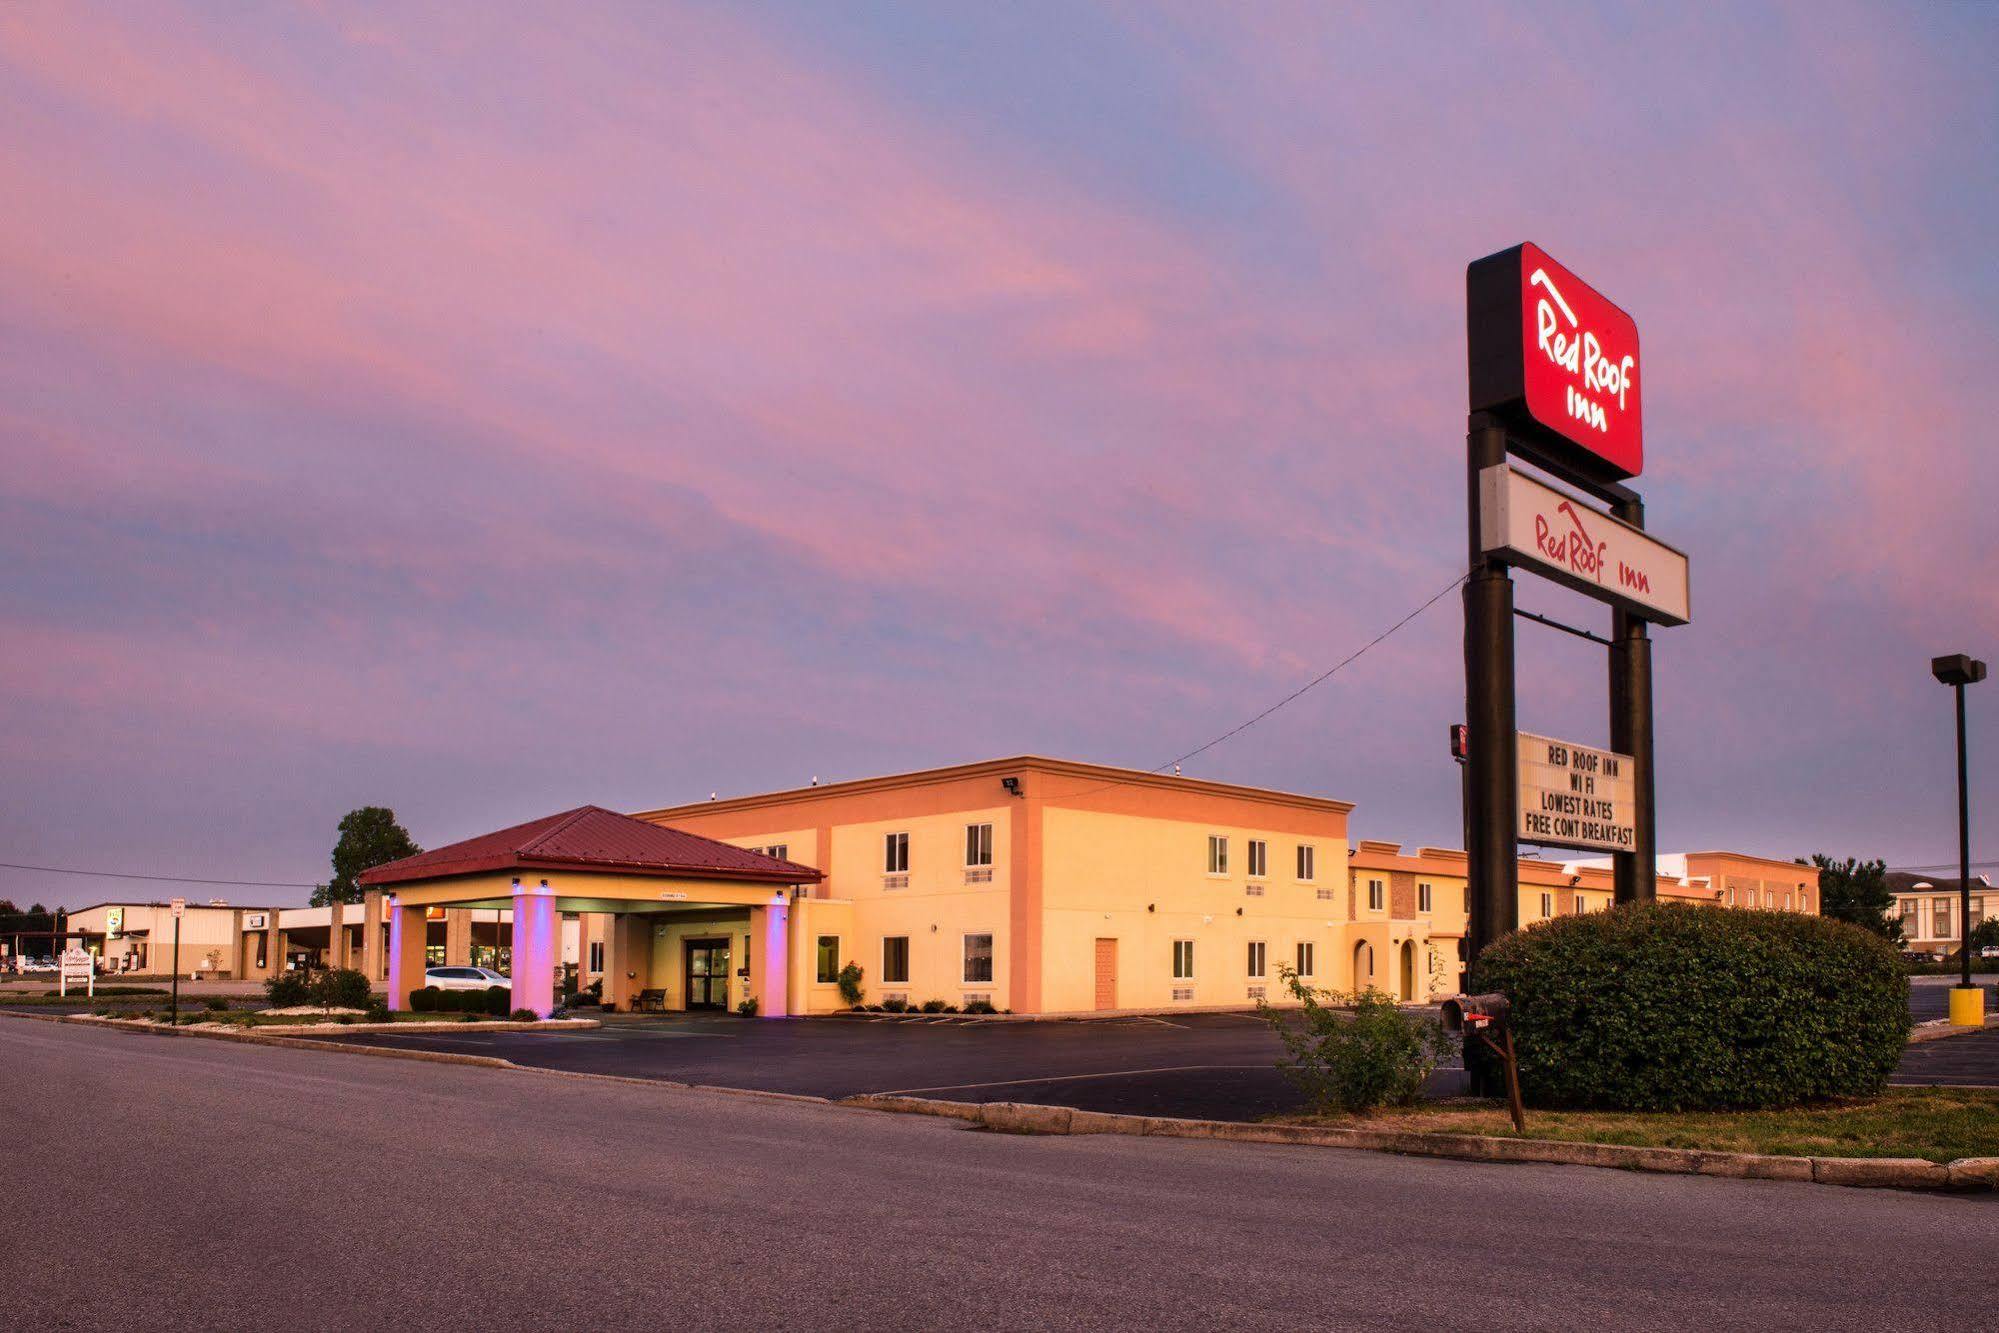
[[1093, 938, 1117, 1010]]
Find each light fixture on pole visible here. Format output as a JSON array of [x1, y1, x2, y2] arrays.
[[1930, 652, 1986, 1025]]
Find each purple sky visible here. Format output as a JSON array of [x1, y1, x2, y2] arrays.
[[4, 2, 1995, 910]]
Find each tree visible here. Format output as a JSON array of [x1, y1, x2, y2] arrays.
[[1812, 855, 1901, 944], [312, 807, 421, 906], [1971, 918, 1999, 953]]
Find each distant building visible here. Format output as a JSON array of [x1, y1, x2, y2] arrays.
[[1885, 873, 1995, 956]]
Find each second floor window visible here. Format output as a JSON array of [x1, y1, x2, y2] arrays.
[[1295, 941, 1315, 977], [1296, 844, 1315, 881], [965, 823, 993, 867], [1247, 840, 1268, 878], [1207, 836, 1228, 875], [1367, 879, 1384, 912], [1540, 893, 1553, 919], [1417, 882, 1433, 913], [884, 832, 909, 874]]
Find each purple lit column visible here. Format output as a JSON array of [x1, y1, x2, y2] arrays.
[[386, 901, 426, 1011], [761, 898, 789, 1019], [512, 882, 558, 1018]]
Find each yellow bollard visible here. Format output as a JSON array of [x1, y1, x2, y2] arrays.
[[1948, 986, 1987, 1027]]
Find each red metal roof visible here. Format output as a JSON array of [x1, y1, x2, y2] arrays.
[[358, 806, 823, 888]]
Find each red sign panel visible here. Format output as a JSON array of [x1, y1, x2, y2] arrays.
[[1467, 243, 1642, 480]]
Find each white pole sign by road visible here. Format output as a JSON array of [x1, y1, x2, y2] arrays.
[[1478, 464, 1690, 625], [1517, 731, 1637, 853]]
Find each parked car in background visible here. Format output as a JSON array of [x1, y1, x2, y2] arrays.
[[424, 965, 509, 991], [21, 956, 57, 974]]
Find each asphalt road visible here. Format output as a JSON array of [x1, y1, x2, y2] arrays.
[[3, 1019, 1991, 1332]]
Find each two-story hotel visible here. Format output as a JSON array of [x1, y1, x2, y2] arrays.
[[355, 755, 1824, 1018]]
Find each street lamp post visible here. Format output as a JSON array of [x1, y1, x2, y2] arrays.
[[1930, 653, 1987, 1024]]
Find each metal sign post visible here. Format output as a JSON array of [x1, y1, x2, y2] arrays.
[[169, 897, 185, 1025]]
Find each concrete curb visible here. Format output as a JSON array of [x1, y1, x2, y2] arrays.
[[836, 1092, 1990, 1191]]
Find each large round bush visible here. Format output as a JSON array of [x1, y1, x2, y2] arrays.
[[1469, 902, 1908, 1111]]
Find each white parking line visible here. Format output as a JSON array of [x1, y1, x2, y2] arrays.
[[876, 1064, 1273, 1097]]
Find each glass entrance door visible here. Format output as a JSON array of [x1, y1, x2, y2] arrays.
[[685, 939, 732, 1010]]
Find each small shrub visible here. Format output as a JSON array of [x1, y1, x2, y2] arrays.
[[510, 1007, 539, 1022], [203, 997, 229, 1013], [458, 1012, 478, 1022], [1257, 968, 1448, 1114], [1471, 902, 1911, 1111], [409, 986, 440, 1013], [836, 961, 865, 1008], [263, 971, 310, 1008], [963, 1000, 997, 1015], [365, 999, 391, 1024], [919, 998, 947, 1014], [483, 985, 510, 1017], [336, 1015, 355, 1025], [311, 968, 371, 1011], [736, 997, 760, 1017], [881, 996, 908, 1014]]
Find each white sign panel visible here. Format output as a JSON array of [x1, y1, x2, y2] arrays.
[[169, 897, 186, 919], [244, 912, 268, 930], [58, 946, 94, 998], [1517, 731, 1636, 853], [1479, 465, 1690, 625]]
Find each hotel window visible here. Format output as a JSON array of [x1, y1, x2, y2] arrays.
[[752, 843, 789, 861], [965, 822, 993, 867], [882, 936, 910, 985], [963, 933, 994, 985], [1295, 941, 1315, 978], [1172, 939, 1196, 980], [1247, 839, 1268, 878], [884, 832, 909, 874], [1540, 893, 1553, 919], [1207, 836, 1229, 876], [1367, 879, 1385, 912], [1970, 896, 1985, 922], [1418, 882, 1433, 913], [1934, 899, 1952, 939], [1247, 940, 1267, 979], [588, 942, 604, 972], [816, 936, 840, 984], [1297, 844, 1316, 881]]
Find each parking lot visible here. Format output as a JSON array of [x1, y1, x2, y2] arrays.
[[303, 1011, 1346, 1120]]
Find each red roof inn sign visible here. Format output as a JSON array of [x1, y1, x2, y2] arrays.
[[1461, 242, 1690, 969], [1478, 465, 1690, 625], [1468, 242, 1643, 481]]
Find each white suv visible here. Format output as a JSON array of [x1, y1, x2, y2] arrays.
[[424, 965, 510, 991]]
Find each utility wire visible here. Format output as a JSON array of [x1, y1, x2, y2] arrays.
[[0, 860, 318, 889], [1045, 569, 1469, 802]]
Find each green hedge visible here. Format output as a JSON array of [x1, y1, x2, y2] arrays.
[[409, 986, 440, 1013], [1470, 902, 1910, 1111]]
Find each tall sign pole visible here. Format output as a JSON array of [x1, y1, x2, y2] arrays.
[[1465, 417, 1519, 960], [169, 897, 185, 1025], [1608, 495, 1657, 904], [1464, 242, 1687, 969]]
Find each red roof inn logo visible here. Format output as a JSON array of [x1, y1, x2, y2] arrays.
[[1467, 242, 1643, 481]]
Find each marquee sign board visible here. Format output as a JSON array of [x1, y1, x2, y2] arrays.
[[1468, 242, 1642, 481], [1478, 464, 1690, 625], [1518, 731, 1636, 853]]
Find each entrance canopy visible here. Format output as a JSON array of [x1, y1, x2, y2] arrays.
[[361, 806, 822, 1017]]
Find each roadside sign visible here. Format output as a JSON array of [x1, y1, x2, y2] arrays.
[[1468, 242, 1643, 481], [169, 897, 185, 918], [244, 912, 267, 930], [1478, 464, 1689, 625], [58, 946, 94, 999], [106, 906, 124, 939], [1517, 731, 1636, 853]]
